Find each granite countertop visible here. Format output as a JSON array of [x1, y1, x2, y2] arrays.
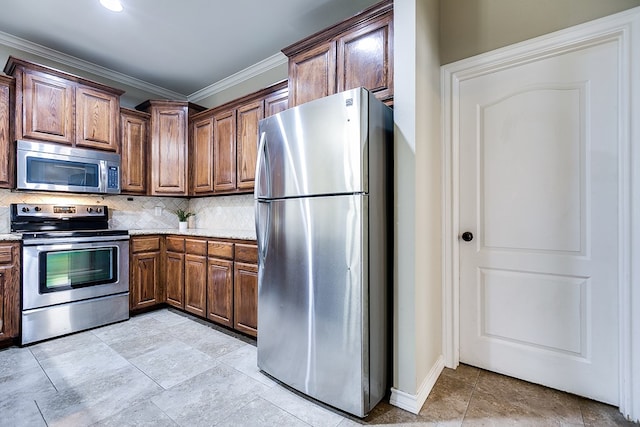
[[128, 228, 256, 241], [0, 229, 256, 241], [0, 233, 22, 241]]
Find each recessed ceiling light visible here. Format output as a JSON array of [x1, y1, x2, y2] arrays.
[[100, 0, 123, 12]]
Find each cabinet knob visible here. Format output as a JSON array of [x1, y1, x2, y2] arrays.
[[461, 232, 474, 242]]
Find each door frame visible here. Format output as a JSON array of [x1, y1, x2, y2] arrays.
[[441, 7, 640, 422]]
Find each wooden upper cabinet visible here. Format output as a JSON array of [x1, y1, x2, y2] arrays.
[[190, 113, 215, 194], [138, 100, 192, 196], [236, 100, 264, 190], [4, 56, 124, 150], [264, 87, 289, 118], [288, 41, 336, 107], [76, 86, 120, 151], [120, 108, 149, 194], [0, 75, 15, 189], [283, 0, 393, 107], [22, 70, 74, 145], [187, 81, 287, 196], [213, 109, 236, 192], [337, 14, 393, 101]]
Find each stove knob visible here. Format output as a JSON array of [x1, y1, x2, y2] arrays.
[[96, 207, 103, 213], [86, 207, 94, 213], [21, 206, 29, 213], [34, 206, 41, 212]]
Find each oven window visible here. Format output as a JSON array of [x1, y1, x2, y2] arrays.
[[39, 247, 118, 292], [27, 157, 99, 188]]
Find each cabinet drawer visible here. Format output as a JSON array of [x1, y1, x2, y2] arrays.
[[208, 241, 234, 260], [185, 238, 207, 256], [131, 236, 161, 253], [166, 236, 185, 252], [235, 243, 258, 264], [0, 246, 14, 264]]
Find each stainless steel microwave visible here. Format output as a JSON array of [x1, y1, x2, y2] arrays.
[[16, 140, 121, 194]]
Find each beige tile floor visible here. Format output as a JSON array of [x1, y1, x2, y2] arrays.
[[0, 308, 635, 426]]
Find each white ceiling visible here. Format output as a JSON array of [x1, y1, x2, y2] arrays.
[[0, 0, 380, 98]]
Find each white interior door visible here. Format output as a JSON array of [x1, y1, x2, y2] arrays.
[[458, 39, 619, 404]]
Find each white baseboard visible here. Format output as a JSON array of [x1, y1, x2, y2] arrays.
[[389, 355, 445, 414]]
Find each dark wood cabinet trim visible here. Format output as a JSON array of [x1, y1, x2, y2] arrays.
[[281, 0, 393, 57], [0, 75, 15, 188], [4, 56, 125, 96]]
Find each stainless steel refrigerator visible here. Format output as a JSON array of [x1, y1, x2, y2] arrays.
[[255, 87, 393, 417]]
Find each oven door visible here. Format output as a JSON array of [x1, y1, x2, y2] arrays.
[[22, 237, 130, 310]]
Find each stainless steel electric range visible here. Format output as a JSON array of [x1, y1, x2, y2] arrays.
[[11, 203, 130, 345]]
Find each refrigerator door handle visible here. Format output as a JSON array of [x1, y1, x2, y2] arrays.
[[255, 200, 271, 265], [255, 131, 270, 198]]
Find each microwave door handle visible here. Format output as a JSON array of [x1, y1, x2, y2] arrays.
[[99, 160, 108, 193]]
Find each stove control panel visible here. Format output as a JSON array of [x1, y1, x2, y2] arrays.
[[12, 204, 109, 219]]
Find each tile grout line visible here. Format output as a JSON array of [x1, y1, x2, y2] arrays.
[[28, 347, 59, 393], [33, 399, 49, 427], [459, 369, 482, 425]]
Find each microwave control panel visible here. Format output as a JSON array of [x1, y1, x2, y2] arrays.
[[107, 166, 119, 189]]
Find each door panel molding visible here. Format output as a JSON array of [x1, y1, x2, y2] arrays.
[[442, 7, 640, 422]]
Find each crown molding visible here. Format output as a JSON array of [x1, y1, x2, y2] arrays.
[[0, 30, 186, 100], [188, 52, 287, 102]]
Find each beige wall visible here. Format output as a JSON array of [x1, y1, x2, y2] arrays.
[[192, 62, 288, 109], [440, 0, 640, 64], [393, 0, 441, 399]]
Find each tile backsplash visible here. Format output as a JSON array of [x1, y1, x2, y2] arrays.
[[0, 189, 255, 233]]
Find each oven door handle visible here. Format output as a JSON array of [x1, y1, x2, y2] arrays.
[[22, 234, 130, 246]]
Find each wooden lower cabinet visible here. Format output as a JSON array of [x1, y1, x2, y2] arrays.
[[130, 235, 258, 337], [233, 262, 258, 337], [234, 243, 258, 337], [184, 238, 207, 317], [0, 243, 20, 344], [165, 236, 185, 309], [207, 258, 233, 327], [207, 240, 234, 327], [130, 236, 163, 311]]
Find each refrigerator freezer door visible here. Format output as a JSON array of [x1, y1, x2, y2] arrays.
[[257, 194, 370, 416], [255, 88, 368, 199]]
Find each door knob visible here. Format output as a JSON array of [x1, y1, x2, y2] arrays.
[[461, 231, 474, 242]]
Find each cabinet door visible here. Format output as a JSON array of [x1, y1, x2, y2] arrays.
[[234, 261, 258, 337], [213, 109, 236, 192], [0, 77, 14, 188], [236, 100, 264, 190], [130, 251, 162, 310], [151, 106, 188, 195], [207, 257, 233, 327], [0, 244, 20, 342], [288, 41, 336, 107], [120, 110, 149, 194], [264, 88, 289, 118], [23, 70, 74, 145], [190, 114, 215, 194], [76, 86, 120, 151], [337, 14, 394, 103], [185, 253, 207, 317], [165, 251, 185, 309]]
